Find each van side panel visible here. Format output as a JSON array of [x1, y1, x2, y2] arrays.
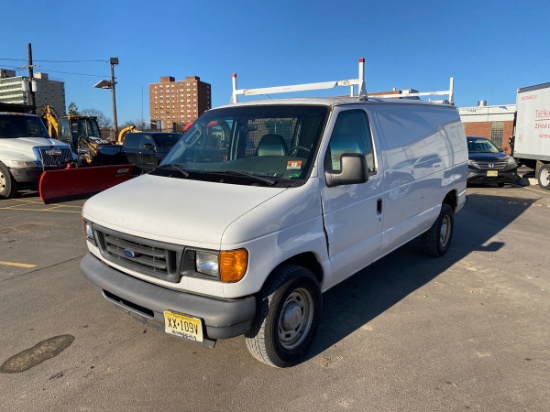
[[370, 104, 467, 253]]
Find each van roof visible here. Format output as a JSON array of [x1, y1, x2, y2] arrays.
[[217, 96, 453, 110]]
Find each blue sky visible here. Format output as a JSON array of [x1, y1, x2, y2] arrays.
[[0, 0, 547, 125]]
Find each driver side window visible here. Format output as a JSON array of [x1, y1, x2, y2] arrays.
[[327, 110, 375, 173]]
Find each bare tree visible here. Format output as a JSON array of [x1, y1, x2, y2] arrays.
[[67, 102, 79, 115], [80, 108, 113, 129]]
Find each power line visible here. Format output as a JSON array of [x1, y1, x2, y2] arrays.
[[37, 59, 108, 63], [40, 69, 107, 78], [0, 57, 107, 63]]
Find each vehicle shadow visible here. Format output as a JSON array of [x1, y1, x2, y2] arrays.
[[304, 190, 538, 363]]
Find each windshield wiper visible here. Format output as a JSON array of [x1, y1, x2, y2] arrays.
[[159, 163, 189, 177], [215, 170, 276, 186]]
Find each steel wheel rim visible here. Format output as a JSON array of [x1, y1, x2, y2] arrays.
[[0, 171, 6, 191], [541, 168, 550, 185], [440, 214, 451, 248], [278, 287, 314, 350]]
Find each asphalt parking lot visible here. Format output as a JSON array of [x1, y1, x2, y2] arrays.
[[1, 183, 549, 412]]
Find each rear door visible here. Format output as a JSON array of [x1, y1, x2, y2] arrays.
[[320, 109, 383, 287]]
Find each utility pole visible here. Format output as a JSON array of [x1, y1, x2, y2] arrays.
[[26, 43, 37, 113], [110, 57, 119, 139]]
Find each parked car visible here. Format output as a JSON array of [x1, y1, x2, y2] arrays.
[[467, 136, 517, 186], [96, 132, 182, 174]]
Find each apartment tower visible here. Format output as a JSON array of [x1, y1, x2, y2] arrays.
[[149, 75, 211, 131]]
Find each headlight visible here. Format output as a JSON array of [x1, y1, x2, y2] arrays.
[[196, 251, 219, 277], [507, 157, 517, 166], [194, 248, 248, 283], [82, 219, 95, 243]]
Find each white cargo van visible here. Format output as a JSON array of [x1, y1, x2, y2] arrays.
[[81, 61, 467, 367]]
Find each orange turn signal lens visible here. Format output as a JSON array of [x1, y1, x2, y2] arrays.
[[219, 249, 248, 283]]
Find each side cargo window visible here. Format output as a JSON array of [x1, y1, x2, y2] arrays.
[[326, 110, 375, 173]]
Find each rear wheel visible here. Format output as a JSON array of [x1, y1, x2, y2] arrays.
[[245, 265, 322, 368], [0, 163, 18, 199], [422, 203, 454, 257], [538, 165, 550, 190]]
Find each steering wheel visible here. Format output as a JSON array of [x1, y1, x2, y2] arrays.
[[287, 146, 311, 157]]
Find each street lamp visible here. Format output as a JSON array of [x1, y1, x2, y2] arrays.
[[94, 57, 119, 140]]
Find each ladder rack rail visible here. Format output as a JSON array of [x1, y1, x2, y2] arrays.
[[230, 58, 454, 105]]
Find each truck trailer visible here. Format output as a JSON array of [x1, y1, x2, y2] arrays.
[[512, 82, 550, 189]]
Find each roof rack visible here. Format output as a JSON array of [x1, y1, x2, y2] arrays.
[[369, 78, 455, 105], [231, 58, 367, 104], [230, 58, 455, 106]]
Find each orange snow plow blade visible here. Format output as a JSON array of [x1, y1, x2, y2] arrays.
[[39, 164, 135, 204]]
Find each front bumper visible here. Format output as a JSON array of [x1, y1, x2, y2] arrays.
[[80, 253, 257, 346], [10, 165, 70, 184], [467, 169, 518, 185], [9, 166, 44, 184]]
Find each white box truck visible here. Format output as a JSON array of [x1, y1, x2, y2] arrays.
[[512, 82, 550, 189], [80, 60, 467, 367]]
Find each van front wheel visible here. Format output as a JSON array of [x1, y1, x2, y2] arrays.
[[422, 203, 454, 257], [245, 265, 322, 368]]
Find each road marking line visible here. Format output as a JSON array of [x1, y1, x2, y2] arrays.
[[0, 261, 37, 268]]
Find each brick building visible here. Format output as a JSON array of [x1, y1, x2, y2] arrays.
[[458, 102, 515, 154], [149, 75, 211, 131]]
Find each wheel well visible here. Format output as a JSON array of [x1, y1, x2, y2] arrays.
[[443, 190, 457, 212], [263, 252, 324, 292]]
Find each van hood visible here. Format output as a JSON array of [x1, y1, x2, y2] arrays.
[[82, 174, 287, 249]]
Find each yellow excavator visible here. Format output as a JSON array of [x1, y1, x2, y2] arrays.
[[41, 105, 138, 164]]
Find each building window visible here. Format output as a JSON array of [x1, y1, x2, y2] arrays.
[[491, 121, 504, 148]]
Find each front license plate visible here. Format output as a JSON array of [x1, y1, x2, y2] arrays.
[[486, 170, 498, 177], [164, 311, 203, 342]]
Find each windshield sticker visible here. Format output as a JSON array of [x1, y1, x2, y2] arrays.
[[287, 160, 302, 170]]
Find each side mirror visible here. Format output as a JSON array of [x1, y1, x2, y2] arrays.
[[325, 153, 369, 187]]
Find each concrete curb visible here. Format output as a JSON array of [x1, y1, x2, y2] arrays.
[[514, 176, 538, 187]]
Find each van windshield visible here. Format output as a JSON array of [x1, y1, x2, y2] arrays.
[[156, 105, 329, 187]]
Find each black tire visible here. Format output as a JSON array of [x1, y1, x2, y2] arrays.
[[422, 203, 454, 257], [538, 165, 550, 190], [245, 265, 322, 368], [0, 163, 18, 199]]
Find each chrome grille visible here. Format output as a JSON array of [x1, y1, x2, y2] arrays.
[[95, 225, 183, 283], [38, 148, 72, 167], [470, 160, 508, 170]]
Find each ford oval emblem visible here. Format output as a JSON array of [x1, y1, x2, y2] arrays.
[[123, 249, 136, 258]]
